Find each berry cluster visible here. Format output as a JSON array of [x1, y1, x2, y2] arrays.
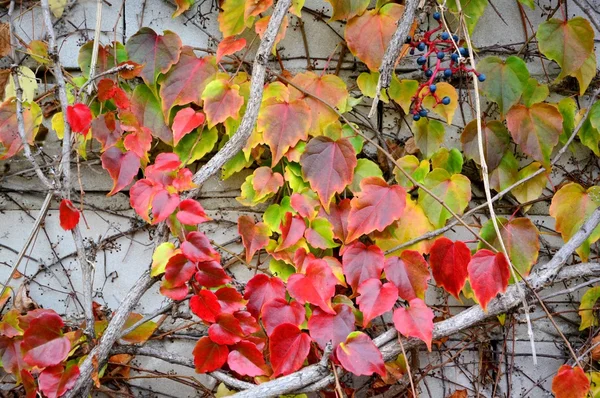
[[406, 11, 485, 121]]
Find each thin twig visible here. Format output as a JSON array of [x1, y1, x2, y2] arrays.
[[87, 0, 104, 95]]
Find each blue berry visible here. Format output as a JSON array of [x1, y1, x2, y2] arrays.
[[453, 34, 459, 42], [441, 96, 451, 105], [413, 114, 421, 121], [459, 47, 469, 57], [417, 42, 426, 51], [441, 32, 450, 40], [429, 84, 437, 93], [417, 56, 427, 65], [419, 109, 428, 117], [405, 36, 412, 43], [410, 48, 415, 55], [433, 11, 441, 20], [425, 69, 433, 78], [437, 51, 445, 60], [478, 73, 486, 82], [444, 68, 453, 78], [451, 53, 459, 62]]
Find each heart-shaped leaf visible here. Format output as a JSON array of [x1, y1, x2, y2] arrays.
[[238, 215, 271, 263], [429, 237, 471, 299], [336, 331, 386, 376], [190, 290, 221, 323], [59, 199, 80, 231], [393, 298, 434, 351], [418, 169, 471, 229], [467, 250, 510, 311], [243, 274, 286, 317], [342, 241, 385, 292], [261, 298, 305, 335], [477, 56, 529, 117], [308, 303, 355, 350], [384, 250, 430, 301], [227, 341, 268, 377], [552, 365, 590, 398], [22, 311, 70, 368], [269, 323, 311, 377], [287, 258, 338, 314], [38, 363, 80, 398], [193, 336, 228, 373], [356, 279, 398, 327]]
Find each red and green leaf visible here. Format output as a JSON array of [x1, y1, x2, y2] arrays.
[[336, 331, 386, 377], [384, 250, 430, 301]]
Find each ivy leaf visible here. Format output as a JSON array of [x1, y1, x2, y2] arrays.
[[322, 198, 351, 242], [175, 126, 219, 163], [301, 136, 357, 211], [66, 103, 92, 135], [549, 183, 600, 262], [552, 365, 590, 398], [160, 254, 195, 299], [565, 51, 597, 96], [173, 0, 194, 17], [291, 191, 320, 220], [477, 56, 529, 117], [429, 237, 471, 299], [254, 15, 288, 55], [418, 169, 471, 229], [59, 199, 80, 231], [350, 159, 383, 194], [216, 37, 247, 63], [243, 274, 286, 318], [121, 313, 158, 344], [336, 331, 386, 377], [253, 167, 284, 199], [356, 279, 398, 327], [461, 119, 510, 170], [276, 213, 306, 252], [0, 99, 42, 160], [521, 77, 549, 107], [208, 313, 245, 345], [325, 0, 369, 21], [478, 217, 540, 279], [345, 3, 405, 71], [177, 199, 210, 225], [413, 117, 445, 158], [38, 363, 80, 398], [238, 215, 270, 263], [422, 82, 458, 124], [125, 27, 182, 86], [215, 287, 246, 314], [261, 298, 305, 335], [289, 72, 348, 133], [580, 286, 600, 331], [196, 260, 232, 288], [346, 177, 406, 242], [227, 341, 268, 377], [393, 155, 429, 190], [78, 42, 127, 77], [245, 0, 272, 19], [218, 0, 254, 37], [202, 79, 245, 128], [446, 0, 488, 34], [151, 242, 177, 277], [91, 114, 124, 150], [287, 259, 338, 314], [512, 162, 548, 209], [342, 241, 385, 292], [160, 47, 217, 119], [181, 231, 220, 263], [506, 103, 563, 167], [308, 303, 355, 350], [172, 108, 206, 146], [430, 148, 463, 175], [384, 251, 430, 301], [393, 298, 434, 351], [269, 323, 311, 377], [305, 217, 338, 249], [22, 311, 70, 368], [193, 336, 228, 373], [467, 250, 510, 311], [190, 290, 221, 323], [537, 17, 595, 78], [124, 127, 152, 159], [257, 96, 311, 166], [131, 84, 172, 144]]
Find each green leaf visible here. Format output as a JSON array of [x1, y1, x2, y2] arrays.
[[461, 119, 511, 171], [263, 196, 294, 233], [445, 0, 489, 34], [537, 17, 595, 79], [579, 286, 600, 330], [512, 162, 548, 210], [566, 51, 597, 95], [393, 155, 429, 190], [388, 79, 419, 114], [5, 66, 37, 103], [521, 78, 549, 107], [284, 163, 309, 193], [518, 0, 534, 9], [413, 118, 445, 158], [49, 0, 67, 17], [269, 259, 296, 282], [218, 0, 254, 37], [305, 218, 338, 249], [222, 150, 253, 180], [174, 126, 219, 163], [418, 168, 471, 228], [430, 148, 463, 175], [558, 96, 578, 146], [350, 159, 383, 193], [130, 84, 172, 144], [477, 56, 530, 117], [325, 0, 369, 21]]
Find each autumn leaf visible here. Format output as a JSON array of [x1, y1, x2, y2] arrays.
[[238, 215, 270, 263], [217, 37, 247, 62], [552, 365, 590, 398], [393, 298, 435, 351], [288, 258, 338, 314], [101, 147, 141, 196], [261, 298, 305, 335], [0, 99, 42, 160], [190, 290, 221, 323], [461, 119, 510, 170], [384, 251, 430, 301], [177, 199, 210, 225], [477, 56, 529, 117], [172, 108, 206, 146], [208, 313, 246, 345], [38, 363, 80, 398], [322, 198, 351, 242], [429, 238, 471, 300], [308, 303, 355, 350], [243, 274, 286, 318], [325, 0, 369, 21], [418, 169, 471, 229], [59, 199, 80, 231], [356, 279, 398, 327], [193, 336, 228, 373], [422, 82, 458, 124], [467, 250, 510, 311], [227, 341, 269, 377], [66, 103, 92, 135], [21, 311, 70, 368], [342, 241, 385, 292], [131, 83, 172, 144], [336, 332, 386, 377], [202, 79, 245, 128], [301, 136, 357, 211], [218, 0, 254, 37], [579, 286, 600, 330], [412, 117, 445, 158], [346, 177, 406, 242], [269, 323, 311, 377]]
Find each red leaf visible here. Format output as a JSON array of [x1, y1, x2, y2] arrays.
[[124, 127, 152, 159], [392, 298, 434, 351], [384, 251, 430, 301], [238, 215, 270, 263], [161, 254, 195, 299], [172, 108, 205, 146], [467, 250, 510, 311], [190, 290, 221, 323], [346, 177, 406, 242], [208, 313, 245, 345], [252, 167, 284, 198], [66, 103, 92, 134], [21, 311, 70, 368], [342, 241, 385, 292], [429, 238, 471, 300], [215, 287, 246, 314], [59, 199, 80, 231], [243, 274, 286, 318], [98, 79, 116, 101], [193, 336, 228, 373], [38, 363, 80, 398], [91, 113, 123, 150], [0, 338, 26, 375], [308, 303, 355, 350], [323, 198, 351, 242], [227, 340, 268, 377], [150, 189, 181, 224], [336, 332, 386, 377], [287, 258, 338, 314], [177, 199, 210, 225], [269, 323, 311, 377], [216, 36, 247, 63], [181, 231, 220, 263], [291, 192, 320, 219], [276, 213, 306, 252], [356, 279, 398, 327], [235, 311, 261, 336], [195, 260, 231, 288], [552, 365, 590, 398], [261, 298, 305, 335], [300, 136, 357, 211], [101, 147, 141, 196], [20, 370, 37, 398]]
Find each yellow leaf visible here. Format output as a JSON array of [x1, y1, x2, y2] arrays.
[[422, 82, 458, 124], [5, 66, 37, 103], [51, 112, 65, 140], [151, 242, 177, 277], [49, 0, 67, 18], [215, 383, 236, 397]]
